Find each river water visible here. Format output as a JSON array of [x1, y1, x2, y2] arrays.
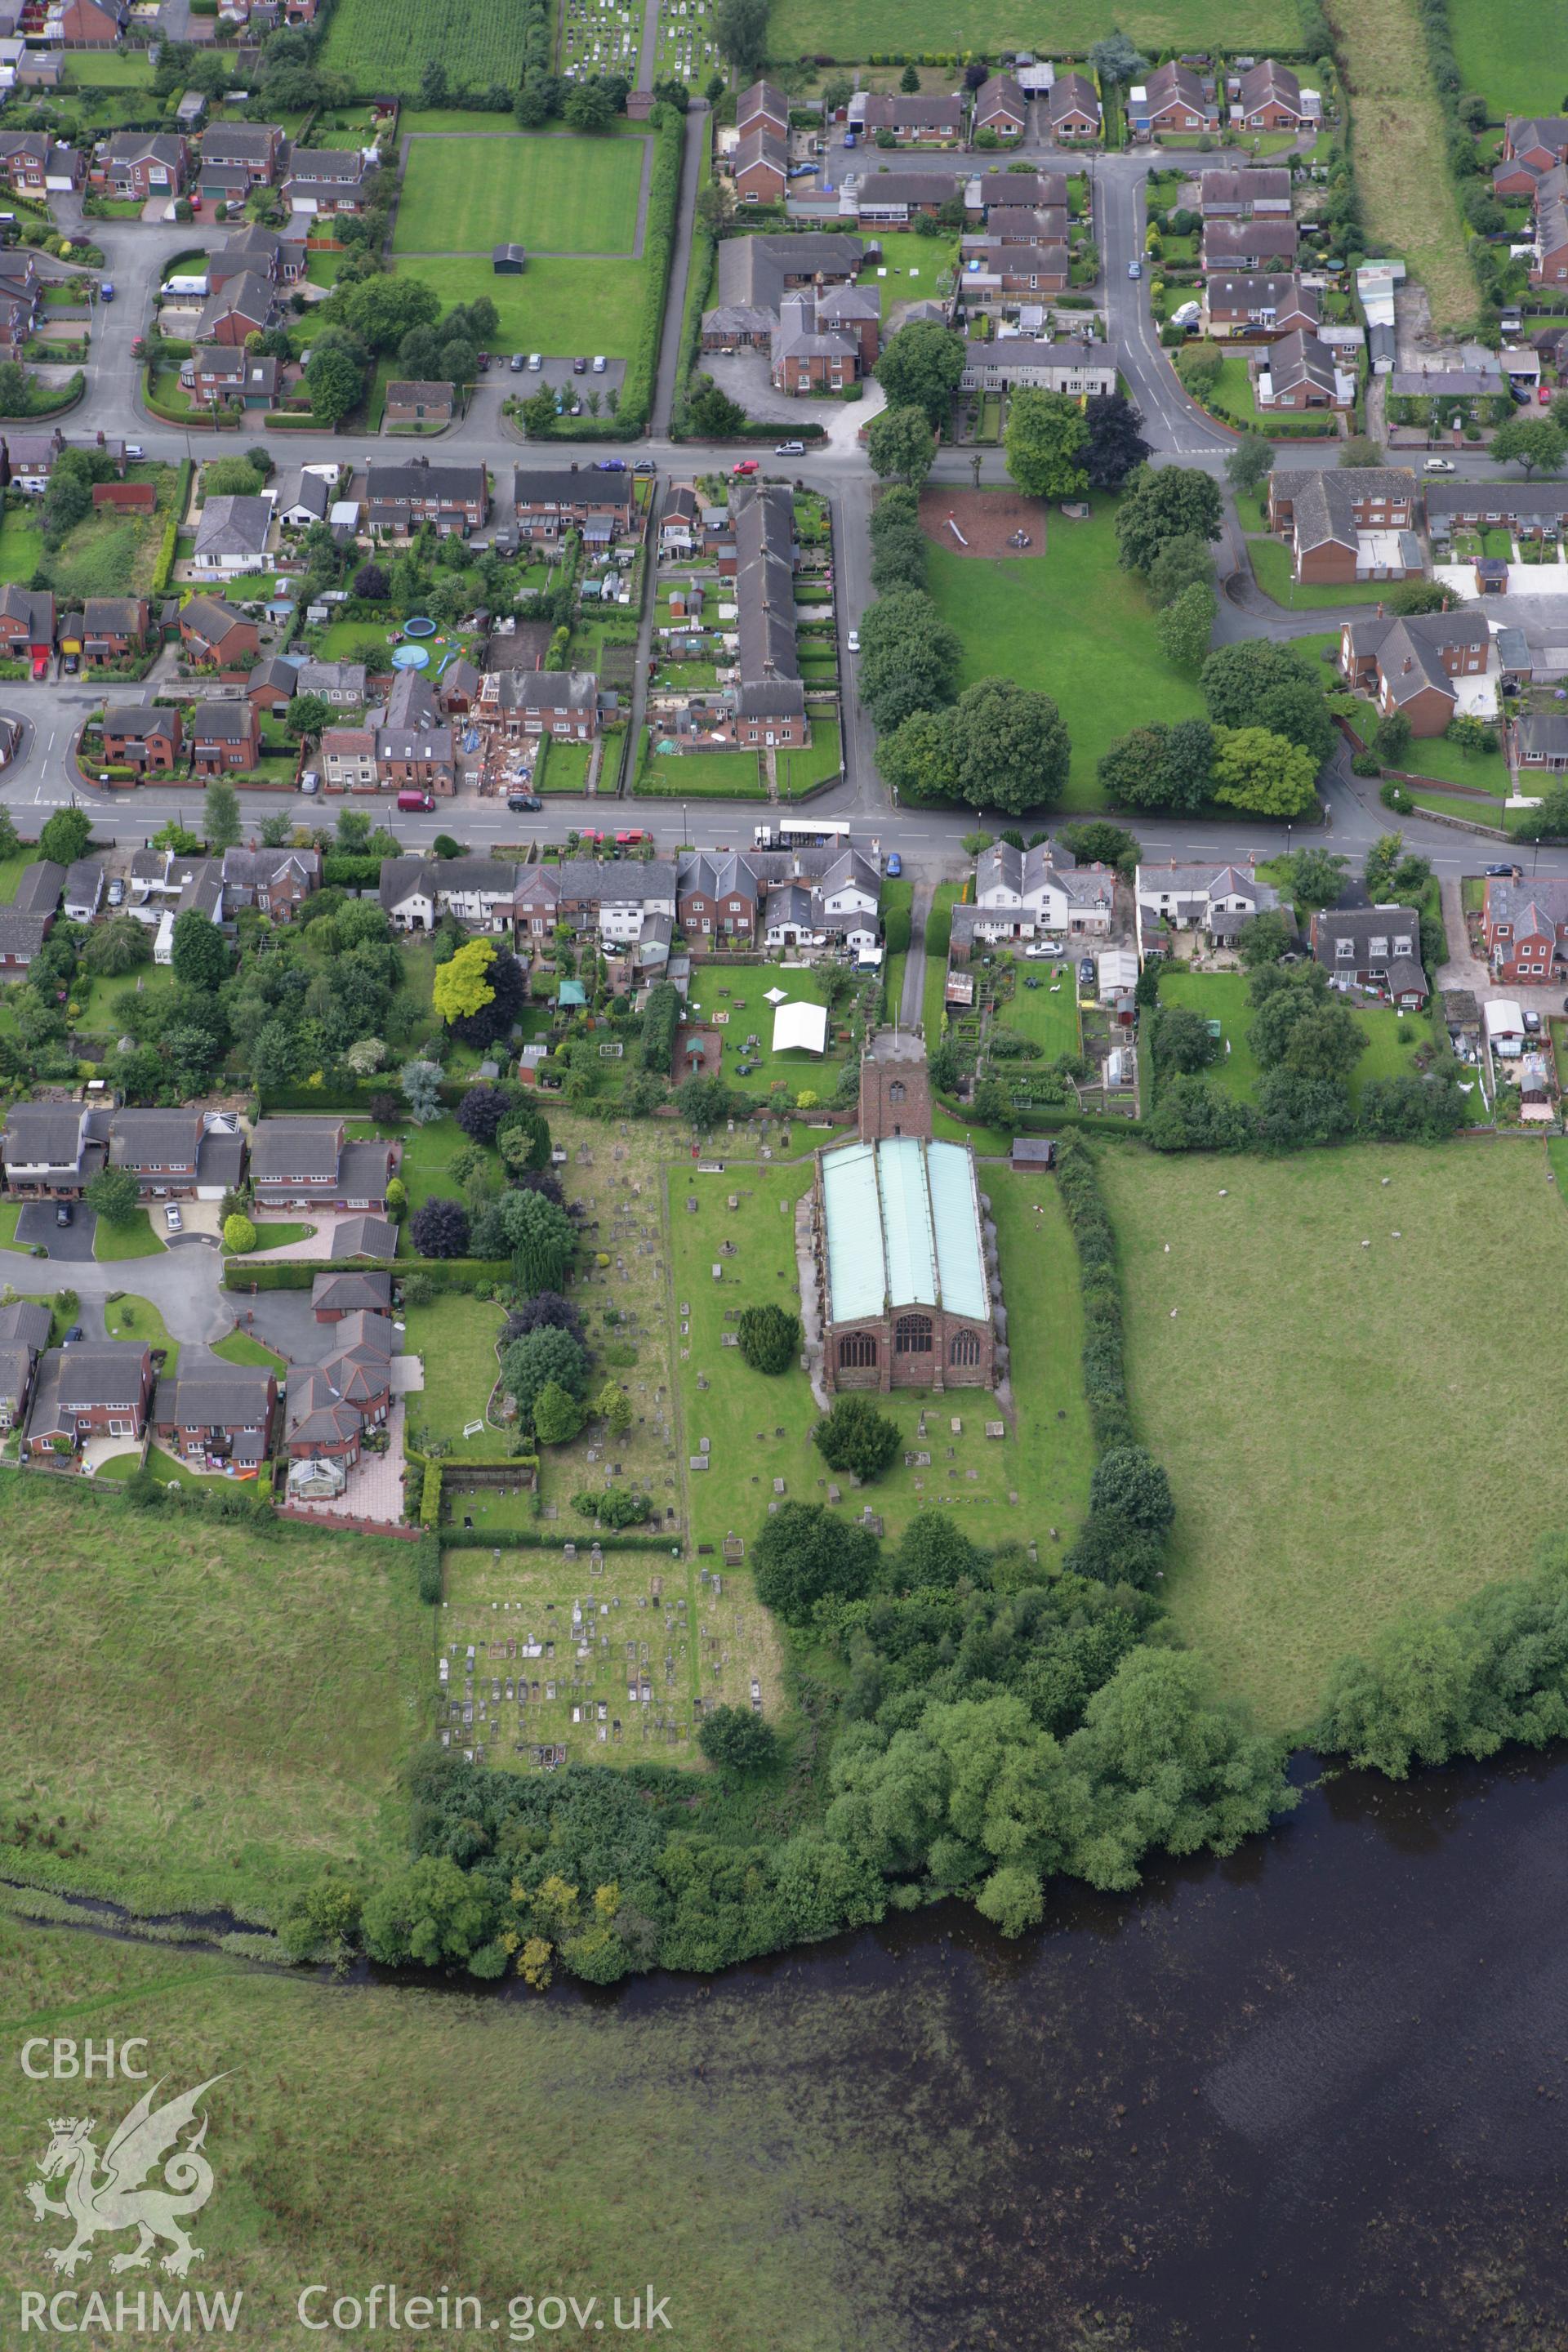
[[595, 1750, 1568, 2352]]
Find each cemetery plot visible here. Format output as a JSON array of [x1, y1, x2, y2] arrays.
[[439, 1548, 781, 1771], [653, 0, 718, 87]]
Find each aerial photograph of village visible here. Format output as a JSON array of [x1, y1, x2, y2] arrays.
[[0, 0, 1565, 2337]]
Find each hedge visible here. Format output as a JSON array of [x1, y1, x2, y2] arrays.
[[440, 1526, 679, 1553], [150, 460, 189, 599], [322, 854, 385, 889], [1054, 1134, 1134, 1454], [670, 218, 717, 438], [224, 1257, 512, 1291], [420, 1460, 443, 1527], [641, 979, 679, 1071]]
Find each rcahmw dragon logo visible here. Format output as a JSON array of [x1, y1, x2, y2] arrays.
[[25, 2076, 228, 2278]]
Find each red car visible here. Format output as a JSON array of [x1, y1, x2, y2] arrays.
[[732, 458, 759, 476]]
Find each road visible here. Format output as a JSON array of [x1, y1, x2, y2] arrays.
[[7, 146, 1567, 889]]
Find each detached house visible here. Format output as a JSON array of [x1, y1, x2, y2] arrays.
[[1198, 168, 1293, 219], [737, 79, 789, 140], [1267, 466, 1422, 585], [199, 122, 284, 187], [1482, 875, 1568, 982], [190, 702, 261, 773], [1204, 272, 1319, 341], [178, 595, 261, 667], [101, 702, 181, 771], [1309, 904, 1428, 1004], [153, 1362, 277, 1472], [1, 1100, 103, 1195], [283, 149, 368, 215], [1339, 606, 1491, 736], [220, 844, 320, 917], [0, 1298, 48, 1434], [1253, 327, 1353, 412], [0, 583, 55, 668], [973, 74, 1027, 138], [191, 491, 273, 576], [312, 1267, 393, 1322], [284, 1310, 396, 1471], [1202, 216, 1298, 273], [100, 132, 188, 200], [80, 595, 148, 666], [1231, 60, 1316, 133], [733, 126, 787, 204], [22, 1342, 154, 1460], [249, 1120, 394, 1210], [1130, 60, 1216, 136], [107, 1107, 206, 1197], [1045, 71, 1101, 139]]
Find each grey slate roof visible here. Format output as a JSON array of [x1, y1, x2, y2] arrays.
[[14, 859, 63, 915], [154, 1362, 274, 1429], [109, 1107, 203, 1169], [329, 1212, 399, 1261]]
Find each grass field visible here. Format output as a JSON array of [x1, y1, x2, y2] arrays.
[[1101, 1141, 1568, 1732], [394, 252, 646, 359], [323, 0, 534, 93], [0, 1924, 910, 2352], [770, 0, 1298, 55], [635, 746, 768, 797], [392, 131, 647, 256], [687, 959, 847, 1103], [1333, 0, 1473, 330], [212, 1327, 287, 1371], [92, 1209, 164, 1263], [1449, 0, 1568, 116], [668, 1156, 1091, 1557], [0, 1478, 427, 1918], [924, 501, 1205, 813], [0, 506, 42, 583]]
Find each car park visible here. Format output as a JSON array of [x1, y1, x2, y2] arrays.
[[507, 792, 543, 812], [164, 1203, 183, 1232]]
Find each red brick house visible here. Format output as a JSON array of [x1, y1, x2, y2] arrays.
[[973, 74, 1027, 137], [364, 457, 488, 537], [733, 127, 786, 205], [1254, 327, 1351, 412], [1339, 606, 1490, 736], [152, 1364, 277, 1472], [510, 466, 635, 545], [108, 1107, 204, 1196], [0, 132, 80, 194], [195, 272, 274, 345], [190, 702, 260, 773], [1232, 60, 1313, 132], [81, 595, 149, 666], [220, 844, 321, 917], [1204, 271, 1319, 340], [99, 133, 189, 200], [0, 584, 54, 666], [198, 122, 284, 186], [1267, 466, 1420, 586], [49, 0, 129, 44], [1045, 71, 1102, 139], [179, 596, 261, 668], [858, 92, 965, 146], [1503, 115, 1568, 176], [281, 150, 368, 215], [101, 703, 182, 769], [22, 1342, 154, 1460], [736, 78, 788, 140], [1132, 60, 1215, 136], [677, 848, 760, 942], [1481, 874, 1568, 982]]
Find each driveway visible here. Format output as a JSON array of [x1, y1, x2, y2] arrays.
[[15, 1204, 96, 1261], [229, 1290, 335, 1369]]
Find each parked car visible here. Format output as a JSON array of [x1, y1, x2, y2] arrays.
[[1078, 957, 1096, 986], [397, 789, 434, 812], [633, 458, 657, 474], [510, 353, 526, 372], [64, 1325, 82, 1344], [774, 439, 806, 456], [62, 654, 78, 675], [164, 1203, 183, 1232], [572, 354, 587, 374], [99, 281, 113, 302], [1424, 457, 1456, 474], [595, 457, 626, 471], [299, 773, 320, 795], [1127, 260, 1141, 279], [1025, 941, 1063, 959], [592, 354, 607, 373], [123, 443, 143, 461], [106, 877, 124, 906], [1524, 1009, 1544, 1035], [528, 352, 543, 370], [846, 627, 860, 653], [886, 850, 902, 876], [507, 792, 543, 812], [733, 459, 760, 476], [55, 1203, 72, 1227]]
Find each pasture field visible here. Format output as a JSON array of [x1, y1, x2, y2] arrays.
[[323, 0, 532, 93], [393, 252, 646, 357], [924, 500, 1206, 813], [1448, 0, 1568, 117], [392, 131, 647, 256], [769, 0, 1298, 56], [1330, 0, 1472, 329], [1101, 1142, 1568, 1733], [0, 1479, 426, 1919]]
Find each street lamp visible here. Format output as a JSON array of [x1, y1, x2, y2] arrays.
[[681, 803, 688, 847]]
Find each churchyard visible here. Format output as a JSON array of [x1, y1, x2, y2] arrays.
[[438, 1544, 782, 1771]]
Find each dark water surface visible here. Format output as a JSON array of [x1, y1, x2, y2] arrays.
[[608, 1752, 1568, 2352]]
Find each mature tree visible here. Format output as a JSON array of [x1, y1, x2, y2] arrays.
[[1160, 715, 1218, 810], [1373, 708, 1412, 766], [494, 1186, 574, 1292], [0, 805, 18, 861], [82, 915, 150, 978], [504, 1290, 583, 1347], [1146, 1073, 1257, 1152], [880, 705, 960, 804], [85, 1166, 140, 1226], [715, 0, 768, 75], [813, 1393, 901, 1480], [455, 1084, 511, 1145], [433, 937, 497, 1026], [1236, 906, 1297, 968], [949, 675, 1071, 813], [1225, 433, 1276, 502], [1145, 530, 1215, 609], [170, 908, 229, 992], [1255, 1065, 1355, 1147], [202, 456, 268, 497], [1200, 639, 1335, 764], [752, 1500, 881, 1623], [408, 1197, 470, 1258], [675, 1072, 733, 1134], [304, 341, 365, 427], [449, 947, 526, 1049], [697, 1704, 778, 1773], [564, 77, 616, 131], [858, 589, 963, 733], [1283, 845, 1348, 910], [1083, 390, 1151, 490], [1155, 581, 1216, 672], [1492, 416, 1566, 476], [1089, 1446, 1174, 1535], [737, 1302, 803, 1374], [688, 375, 750, 436], [1209, 725, 1319, 817], [203, 777, 242, 852], [1250, 963, 1364, 1081], [360, 1854, 491, 1968], [330, 274, 439, 354], [890, 1511, 990, 1595], [1365, 830, 1431, 901], [1153, 1003, 1219, 1074], [1088, 29, 1148, 82], [222, 1211, 257, 1254], [1096, 716, 1213, 813], [1004, 386, 1089, 498], [501, 1323, 590, 1421], [1115, 464, 1223, 572], [400, 1058, 444, 1125], [866, 403, 938, 485], [870, 519, 929, 590], [899, 59, 921, 91], [38, 808, 92, 866], [1384, 579, 1452, 616], [288, 693, 332, 743], [875, 318, 967, 426], [353, 561, 390, 601], [595, 1379, 634, 1438]]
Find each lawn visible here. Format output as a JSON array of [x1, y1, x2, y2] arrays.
[[71, 961, 178, 1038], [771, 0, 1297, 53], [635, 746, 768, 798], [244, 1221, 318, 1253], [780, 716, 843, 795], [64, 50, 154, 83], [537, 737, 594, 793], [0, 1200, 24, 1251], [1247, 534, 1393, 610], [0, 506, 42, 584], [686, 959, 848, 1104], [0, 1477, 427, 1918], [996, 956, 1083, 1061], [882, 873, 913, 1014], [392, 131, 647, 256], [404, 1288, 510, 1462], [668, 1155, 1092, 1557], [1156, 969, 1262, 1104], [924, 500, 1207, 813], [102, 1291, 177, 1370], [862, 229, 959, 311], [1449, 0, 1568, 116], [212, 1327, 287, 1371], [314, 618, 399, 662], [1339, 696, 1509, 796], [921, 880, 960, 1040], [1101, 1140, 1568, 1734], [92, 1209, 165, 1263], [394, 252, 646, 359], [323, 0, 537, 92]]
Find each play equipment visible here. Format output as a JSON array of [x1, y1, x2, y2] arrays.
[[390, 643, 430, 670], [947, 514, 969, 546]]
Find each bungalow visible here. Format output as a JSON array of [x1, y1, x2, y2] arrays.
[[311, 1267, 393, 1322], [733, 127, 786, 205], [1254, 327, 1353, 411], [956, 238, 1070, 300], [22, 1341, 155, 1459], [1339, 606, 1490, 736], [178, 595, 261, 667], [1202, 216, 1298, 273], [100, 132, 188, 200], [1267, 466, 1422, 585], [385, 380, 454, 429], [973, 74, 1027, 138], [1129, 60, 1215, 136], [1, 1100, 100, 1192], [220, 844, 320, 918], [856, 91, 965, 146], [510, 465, 636, 545], [736, 78, 789, 140], [62, 858, 103, 923], [192, 492, 274, 577], [249, 1119, 394, 1209], [101, 702, 182, 770], [80, 595, 148, 666], [1198, 168, 1293, 218], [1232, 60, 1316, 133], [294, 657, 366, 706], [852, 168, 963, 225], [365, 457, 488, 537], [970, 168, 1067, 214], [153, 1362, 277, 1471], [1044, 71, 1101, 139], [1517, 711, 1568, 773], [1482, 874, 1568, 982], [0, 583, 54, 668], [190, 701, 261, 773], [1309, 904, 1428, 1004], [282, 149, 368, 216], [1204, 271, 1319, 341]]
